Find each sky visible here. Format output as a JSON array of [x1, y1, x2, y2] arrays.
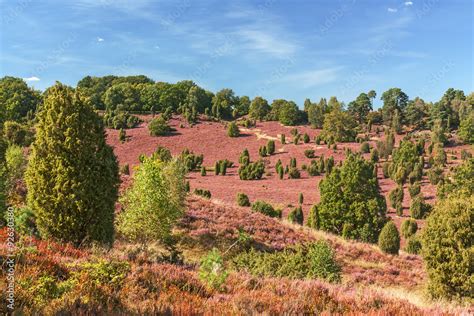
[[0, 0, 472, 108]]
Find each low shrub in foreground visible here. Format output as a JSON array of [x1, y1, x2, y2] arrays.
[[194, 189, 211, 199], [251, 200, 281, 218], [378, 221, 400, 255], [231, 241, 341, 283], [236, 193, 250, 207]]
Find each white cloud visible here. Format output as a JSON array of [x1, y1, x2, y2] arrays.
[[404, 1, 413, 6], [234, 28, 297, 58], [279, 67, 342, 89], [97, 37, 104, 42], [387, 8, 398, 13], [24, 76, 40, 82]]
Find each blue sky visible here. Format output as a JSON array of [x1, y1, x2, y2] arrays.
[[0, 0, 472, 108]]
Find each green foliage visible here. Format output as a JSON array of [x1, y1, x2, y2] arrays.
[[180, 149, 203, 172], [25, 83, 119, 246], [458, 112, 474, 144], [303, 133, 310, 143], [3, 120, 33, 146], [410, 194, 431, 219], [199, 248, 228, 291], [391, 140, 419, 179], [432, 143, 447, 166], [381, 88, 408, 125], [231, 241, 341, 283], [103, 110, 141, 129], [360, 142, 370, 153], [348, 92, 373, 124], [251, 200, 281, 218], [278, 101, 301, 126], [421, 195, 473, 299], [194, 188, 211, 199], [259, 145, 267, 157], [153, 146, 172, 162], [117, 156, 186, 244], [304, 149, 315, 158], [401, 219, 418, 238], [388, 186, 404, 210], [148, 116, 171, 136], [280, 133, 286, 144], [370, 148, 379, 163], [249, 96, 270, 121], [288, 206, 303, 225], [378, 221, 400, 255], [307, 205, 320, 229], [408, 182, 421, 198], [288, 167, 301, 179], [227, 121, 240, 137], [307, 98, 329, 129], [427, 166, 444, 185], [316, 154, 387, 243], [7, 206, 38, 236], [404, 235, 422, 254], [298, 192, 304, 204], [307, 160, 320, 176], [237, 193, 251, 207], [239, 149, 250, 166], [200, 166, 206, 176], [321, 107, 357, 143], [119, 128, 126, 143], [437, 158, 473, 199], [266, 140, 275, 155], [0, 76, 41, 122], [238, 160, 265, 180]]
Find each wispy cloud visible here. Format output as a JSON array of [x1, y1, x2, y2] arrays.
[[404, 1, 413, 6], [388, 8, 398, 13], [24, 76, 40, 82], [234, 28, 297, 58], [279, 67, 342, 89], [97, 37, 104, 42]]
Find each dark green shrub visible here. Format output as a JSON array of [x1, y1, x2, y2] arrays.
[[180, 149, 203, 172], [238, 161, 265, 180], [237, 193, 251, 207], [307, 160, 320, 176], [401, 219, 418, 238], [290, 128, 298, 136], [239, 149, 250, 166], [370, 148, 379, 163], [303, 133, 310, 143], [428, 166, 444, 185], [9, 206, 38, 237], [3, 120, 34, 146], [404, 236, 422, 254], [215, 161, 220, 175], [290, 157, 297, 168], [360, 142, 370, 153], [304, 149, 315, 158], [103, 110, 141, 129], [410, 195, 431, 219], [185, 181, 190, 192], [219, 161, 227, 175], [288, 206, 303, 225], [389, 186, 404, 210], [293, 134, 300, 145], [281, 134, 286, 144], [288, 167, 300, 179], [421, 195, 473, 299], [298, 193, 304, 204], [251, 200, 281, 218], [148, 116, 171, 136], [154, 146, 172, 162], [316, 154, 387, 243], [25, 83, 119, 246], [278, 166, 284, 179], [259, 145, 267, 157], [378, 221, 400, 255], [266, 140, 275, 155], [201, 166, 206, 176], [194, 188, 211, 199], [307, 205, 320, 229], [408, 182, 421, 198], [119, 128, 126, 143], [231, 241, 341, 283], [227, 121, 240, 137]]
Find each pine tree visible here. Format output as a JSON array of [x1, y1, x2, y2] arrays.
[[25, 83, 119, 246], [378, 221, 400, 255]]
